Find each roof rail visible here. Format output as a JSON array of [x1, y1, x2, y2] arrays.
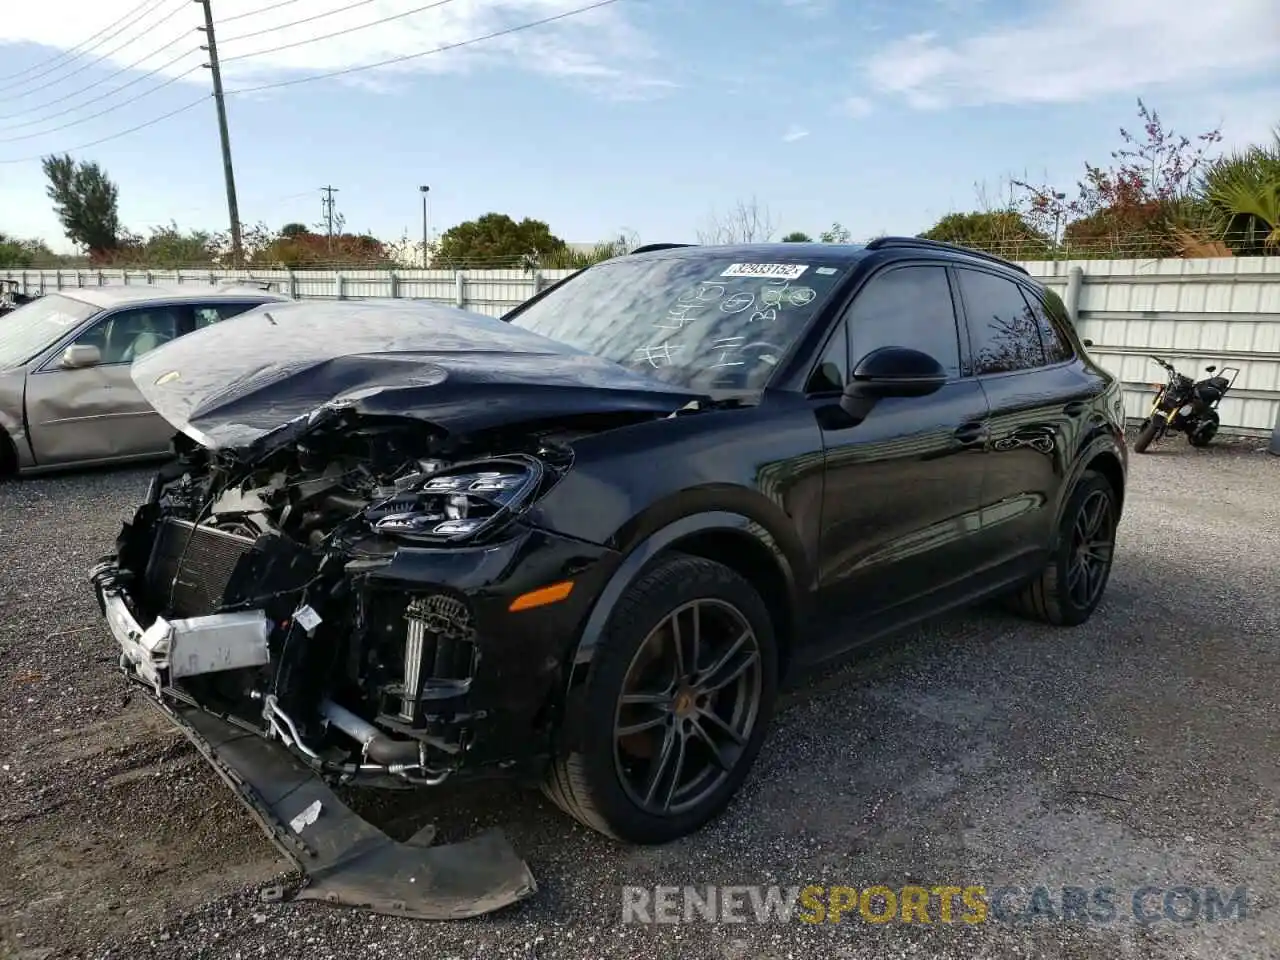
[[865, 236, 1029, 275], [629, 243, 698, 254]]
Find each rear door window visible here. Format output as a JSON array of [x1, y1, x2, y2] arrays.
[[956, 268, 1047, 374], [192, 301, 263, 330]]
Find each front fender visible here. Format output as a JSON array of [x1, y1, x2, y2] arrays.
[[554, 510, 807, 752], [0, 370, 33, 471]]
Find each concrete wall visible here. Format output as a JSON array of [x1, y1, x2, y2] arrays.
[[7, 256, 1279, 435]]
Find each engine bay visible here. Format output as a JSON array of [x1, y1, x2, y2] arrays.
[[109, 410, 591, 785]]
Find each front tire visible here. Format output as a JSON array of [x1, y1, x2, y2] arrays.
[[543, 554, 778, 844], [1006, 471, 1119, 627], [1133, 417, 1162, 453]]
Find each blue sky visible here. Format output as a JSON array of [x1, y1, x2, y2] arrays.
[[1, 0, 1277, 255]]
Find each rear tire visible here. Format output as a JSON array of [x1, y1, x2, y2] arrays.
[[1133, 418, 1161, 453], [1006, 471, 1118, 627], [542, 553, 778, 844], [1188, 412, 1219, 448]]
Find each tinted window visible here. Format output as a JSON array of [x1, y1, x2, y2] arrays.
[[193, 301, 259, 330], [807, 321, 847, 392], [846, 266, 960, 378], [957, 269, 1046, 374], [72, 306, 182, 364], [1020, 289, 1072, 364]]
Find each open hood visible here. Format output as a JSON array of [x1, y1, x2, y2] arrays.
[[131, 299, 703, 451]]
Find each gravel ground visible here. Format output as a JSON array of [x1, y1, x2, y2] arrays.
[[1, 435, 1277, 960]]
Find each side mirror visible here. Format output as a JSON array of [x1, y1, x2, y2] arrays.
[[1082, 338, 1094, 348], [61, 344, 102, 370], [1205, 364, 1216, 373], [843, 346, 947, 407]]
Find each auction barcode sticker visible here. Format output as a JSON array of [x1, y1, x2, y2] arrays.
[[721, 263, 809, 280]]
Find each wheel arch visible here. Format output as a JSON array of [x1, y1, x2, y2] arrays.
[[1084, 448, 1125, 518], [556, 511, 805, 750], [1048, 431, 1127, 549]]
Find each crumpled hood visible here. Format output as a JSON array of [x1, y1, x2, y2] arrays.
[[130, 299, 702, 450]]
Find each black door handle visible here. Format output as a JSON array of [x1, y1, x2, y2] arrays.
[[954, 421, 987, 444], [1063, 401, 1088, 417]]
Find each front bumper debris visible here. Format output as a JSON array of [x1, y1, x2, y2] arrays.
[[90, 559, 538, 920], [167, 701, 537, 920]]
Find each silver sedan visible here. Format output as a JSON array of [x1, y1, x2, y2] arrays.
[[0, 283, 290, 475]]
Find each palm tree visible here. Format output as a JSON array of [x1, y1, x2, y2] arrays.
[[1200, 128, 1280, 255]]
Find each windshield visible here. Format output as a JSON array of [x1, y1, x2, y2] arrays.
[[507, 256, 848, 390], [0, 294, 98, 369]]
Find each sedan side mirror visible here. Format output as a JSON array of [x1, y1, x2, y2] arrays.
[[843, 346, 947, 409], [61, 344, 102, 370], [1082, 338, 1094, 348], [1205, 364, 1217, 373]]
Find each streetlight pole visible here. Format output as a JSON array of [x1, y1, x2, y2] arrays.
[[419, 185, 430, 267]]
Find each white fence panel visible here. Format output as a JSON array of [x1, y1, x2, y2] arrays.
[[6, 258, 1279, 436]]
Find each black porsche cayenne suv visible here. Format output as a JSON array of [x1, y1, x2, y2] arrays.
[[92, 238, 1127, 860]]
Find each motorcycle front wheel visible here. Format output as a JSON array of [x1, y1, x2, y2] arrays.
[[1134, 417, 1162, 453]]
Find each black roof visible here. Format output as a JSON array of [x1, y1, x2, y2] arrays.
[[625, 242, 868, 263], [621, 237, 1028, 275]]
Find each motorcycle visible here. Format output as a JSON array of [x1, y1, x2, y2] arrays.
[[1133, 355, 1238, 453], [0, 280, 38, 316]]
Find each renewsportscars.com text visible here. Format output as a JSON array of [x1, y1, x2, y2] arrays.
[[621, 884, 1249, 925]]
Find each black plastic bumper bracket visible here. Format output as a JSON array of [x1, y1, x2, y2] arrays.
[[158, 699, 538, 920]]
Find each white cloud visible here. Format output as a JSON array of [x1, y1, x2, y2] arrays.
[[0, 0, 672, 103], [781, 125, 809, 143], [842, 96, 873, 118], [864, 0, 1280, 108]]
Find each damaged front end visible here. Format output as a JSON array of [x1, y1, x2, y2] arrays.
[[90, 408, 620, 918]]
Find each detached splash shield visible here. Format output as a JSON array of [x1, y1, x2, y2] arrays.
[[162, 698, 537, 920]]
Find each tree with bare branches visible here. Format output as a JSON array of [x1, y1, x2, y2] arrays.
[[696, 197, 778, 244]]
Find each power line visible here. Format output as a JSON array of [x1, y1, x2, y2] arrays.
[[219, 0, 309, 24], [0, 67, 204, 143], [219, 0, 458, 64], [0, 0, 192, 100], [0, 41, 198, 127], [0, 96, 207, 165], [0, 0, 627, 165], [0, 0, 164, 84], [224, 0, 625, 93], [219, 0, 380, 46]]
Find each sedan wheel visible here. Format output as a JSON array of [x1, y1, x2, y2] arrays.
[[543, 554, 778, 843]]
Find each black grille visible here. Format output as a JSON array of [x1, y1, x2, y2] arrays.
[[145, 518, 256, 618]]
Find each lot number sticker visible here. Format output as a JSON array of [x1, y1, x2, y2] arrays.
[[721, 263, 809, 280]]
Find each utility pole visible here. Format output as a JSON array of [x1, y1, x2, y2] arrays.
[[320, 185, 339, 251], [419, 185, 430, 267], [196, 0, 243, 266]]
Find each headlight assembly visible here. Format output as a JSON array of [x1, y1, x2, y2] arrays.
[[369, 456, 543, 542]]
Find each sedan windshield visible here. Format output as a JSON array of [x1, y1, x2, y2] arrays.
[[507, 255, 848, 391], [0, 294, 98, 369]]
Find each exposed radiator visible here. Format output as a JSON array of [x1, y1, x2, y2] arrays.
[[145, 518, 256, 619]]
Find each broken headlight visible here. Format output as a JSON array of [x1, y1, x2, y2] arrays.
[[369, 457, 542, 542]]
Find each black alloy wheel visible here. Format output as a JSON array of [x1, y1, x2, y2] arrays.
[[1007, 470, 1119, 627], [543, 554, 778, 843], [612, 598, 763, 817], [1065, 488, 1115, 611]]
